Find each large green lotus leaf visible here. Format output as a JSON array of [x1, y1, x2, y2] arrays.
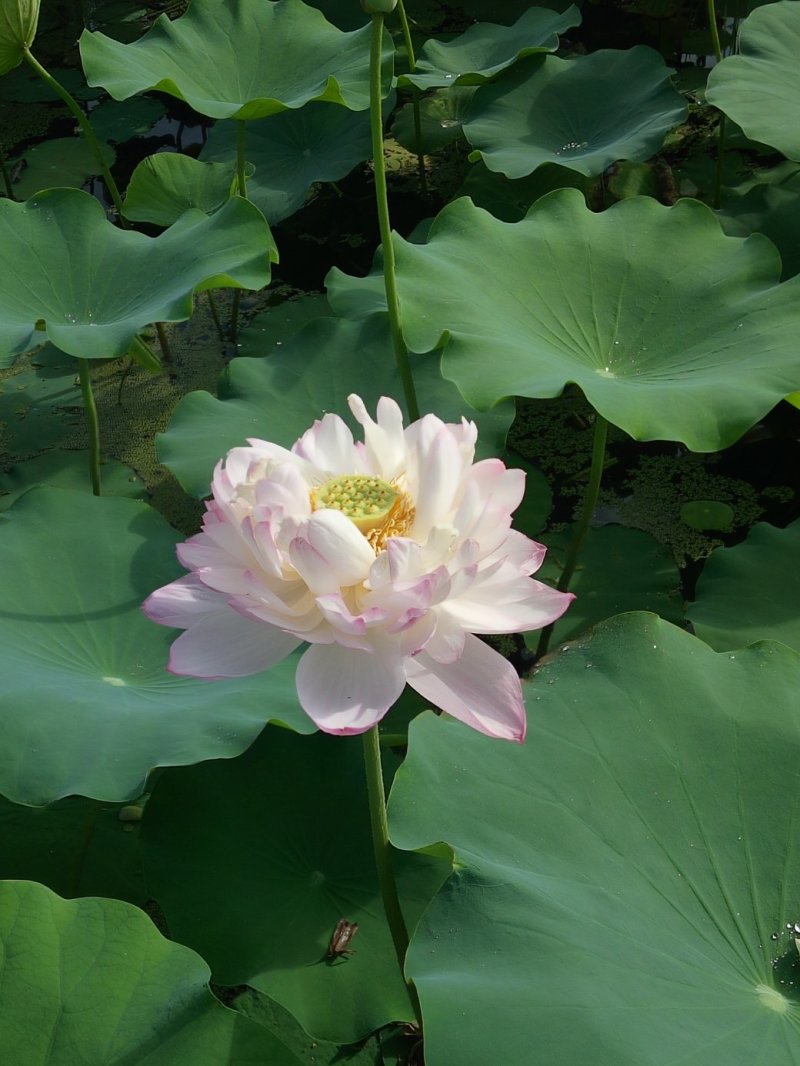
[[688, 519, 800, 652], [0, 795, 145, 903], [389, 614, 800, 1066], [199, 99, 381, 224], [383, 190, 800, 451], [158, 313, 515, 498], [706, 1, 800, 161], [79, 0, 390, 121], [719, 173, 800, 280], [10, 136, 116, 200], [0, 881, 300, 1064], [398, 6, 580, 91], [122, 153, 239, 226], [529, 524, 682, 646], [464, 48, 687, 179], [0, 0, 39, 75], [141, 726, 451, 1043], [0, 188, 275, 365], [0, 488, 312, 806]]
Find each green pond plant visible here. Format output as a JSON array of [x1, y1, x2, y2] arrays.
[[1, 0, 800, 1062]]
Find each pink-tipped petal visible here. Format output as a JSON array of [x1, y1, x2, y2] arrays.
[[143, 573, 227, 629], [443, 579, 574, 634], [296, 641, 406, 734], [348, 394, 407, 480], [293, 412, 361, 474], [406, 634, 526, 742], [167, 610, 301, 678]]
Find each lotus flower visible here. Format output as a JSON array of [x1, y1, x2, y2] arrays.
[[143, 396, 573, 741]]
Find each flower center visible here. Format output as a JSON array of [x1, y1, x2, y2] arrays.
[[312, 474, 415, 549]]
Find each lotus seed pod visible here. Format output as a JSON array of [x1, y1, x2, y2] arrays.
[[360, 0, 397, 14]]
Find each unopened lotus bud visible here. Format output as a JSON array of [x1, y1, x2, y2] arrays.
[[360, 0, 397, 14], [0, 0, 41, 75]]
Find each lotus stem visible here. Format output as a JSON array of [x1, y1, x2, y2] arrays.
[[77, 358, 102, 496], [369, 13, 420, 422], [235, 119, 247, 197], [207, 289, 225, 342], [707, 0, 726, 210], [22, 47, 127, 225], [155, 321, 172, 364], [537, 413, 608, 658], [0, 146, 16, 200], [395, 0, 427, 194], [362, 724, 423, 1027]]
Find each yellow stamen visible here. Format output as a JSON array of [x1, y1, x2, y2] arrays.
[[311, 474, 414, 551]]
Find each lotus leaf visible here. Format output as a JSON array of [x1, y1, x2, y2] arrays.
[[0, 0, 39, 75], [719, 172, 800, 279], [158, 313, 514, 497], [0, 881, 299, 1064], [122, 153, 239, 226], [390, 614, 800, 1065], [688, 518, 800, 652], [141, 727, 451, 1043], [707, 0, 800, 161], [0, 488, 312, 805], [0, 188, 275, 365], [79, 0, 391, 121], [200, 99, 383, 224], [10, 136, 115, 200], [377, 190, 800, 451], [464, 48, 687, 179], [398, 6, 580, 91]]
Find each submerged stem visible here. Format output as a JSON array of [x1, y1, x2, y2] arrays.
[[0, 145, 16, 200], [369, 13, 420, 422], [23, 47, 127, 223], [77, 358, 102, 496], [537, 414, 608, 658], [362, 725, 423, 1027], [395, 0, 427, 193]]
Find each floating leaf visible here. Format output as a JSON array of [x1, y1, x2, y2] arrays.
[[142, 727, 451, 1043], [390, 614, 800, 1065], [158, 313, 514, 497], [0, 188, 275, 365], [378, 190, 800, 451], [0, 450, 145, 511], [392, 88, 475, 154], [9, 136, 115, 199], [688, 518, 800, 652], [680, 499, 735, 531], [707, 1, 800, 161], [0, 881, 299, 1064], [0, 488, 312, 805], [0, 795, 145, 903], [464, 48, 687, 179], [200, 99, 384, 224], [528, 525, 682, 646], [0, 0, 40, 75], [80, 0, 391, 120], [122, 153, 239, 226], [87, 95, 165, 142], [398, 6, 580, 91]]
